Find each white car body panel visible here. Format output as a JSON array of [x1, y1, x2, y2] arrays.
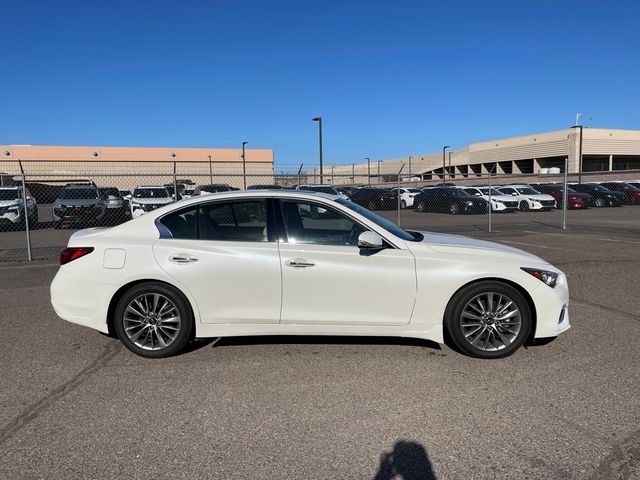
[[497, 186, 556, 210], [50, 191, 570, 347], [391, 188, 421, 208]]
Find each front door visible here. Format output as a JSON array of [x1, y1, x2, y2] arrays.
[[276, 199, 416, 326]]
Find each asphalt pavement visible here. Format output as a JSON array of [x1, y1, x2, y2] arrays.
[[0, 229, 639, 479]]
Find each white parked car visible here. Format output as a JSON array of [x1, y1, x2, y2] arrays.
[[296, 184, 348, 200], [130, 186, 174, 217], [51, 191, 570, 359], [0, 186, 38, 227], [497, 185, 556, 211], [459, 186, 519, 212], [390, 187, 423, 209]]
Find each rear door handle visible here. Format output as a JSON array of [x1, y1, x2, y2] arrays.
[[170, 254, 198, 264], [285, 258, 315, 268]]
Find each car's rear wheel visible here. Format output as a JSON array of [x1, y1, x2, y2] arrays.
[[400, 199, 407, 209], [519, 201, 529, 212], [594, 197, 605, 207], [445, 281, 531, 359], [114, 282, 193, 358]]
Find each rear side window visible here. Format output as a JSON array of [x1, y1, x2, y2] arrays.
[[159, 207, 198, 239], [199, 200, 268, 242]]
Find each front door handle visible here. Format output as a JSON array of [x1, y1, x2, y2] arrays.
[[170, 254, 198, 264], [285, 258, 315, 268]]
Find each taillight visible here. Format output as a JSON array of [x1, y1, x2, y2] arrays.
[[60, 247, 94, 265]]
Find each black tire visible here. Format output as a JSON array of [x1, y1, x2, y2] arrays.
[[415, 201, 427, 212], [519, 201, 530, 212], [400, 200, 407, 209], [114, 282, 193, 358], [449, 202, 460, 215], [595, 197, 605, 208], [444, 281, 532, 359]]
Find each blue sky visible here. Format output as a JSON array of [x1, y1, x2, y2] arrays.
[[2, 0, 639, 168]]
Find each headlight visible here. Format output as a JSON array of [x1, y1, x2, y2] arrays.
[[465, 201, 473, 206], [521, 267, 559, 288], [8, 203, 20, 211]]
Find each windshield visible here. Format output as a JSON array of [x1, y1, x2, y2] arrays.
[[515, 187, 541, 195], [450, 189, 473, 197], [407, 188, 422, 193], [303, 186, 339, 195], [0, 189, 20, 201], [479, 188, 503, 196], [99, 188, 120, 197], [585, 184, 613, 193], [134, 188, 170, 198], [618, 182, 640, 191], [59, 188, 99, 200], [336, 198, 417, 241]]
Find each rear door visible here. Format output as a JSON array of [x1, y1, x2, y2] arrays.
[[153, 199, 282, 324]]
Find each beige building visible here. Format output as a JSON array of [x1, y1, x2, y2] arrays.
[[0, 145, 275, 189], [327, 128, 640, 180]]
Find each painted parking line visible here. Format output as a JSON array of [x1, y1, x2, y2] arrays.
[[524, 230, 640, 245], [499, 240, 579, 252]]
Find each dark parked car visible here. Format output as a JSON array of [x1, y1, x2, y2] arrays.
[[414, 187, 488, 214], [53, 184, 106, 228], [98, 187, 129, 223], [247, 184, 284, 190], [568, 183, 625, 207], [194, 184, 236, 195], [348, 188, 398, 210], [531, 184, 594, 209], [599, 182, 640, 205]]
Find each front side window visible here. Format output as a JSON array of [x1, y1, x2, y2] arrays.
[[280, 200, 366, 246], [500, 188, 516, 195], [200, 200, 268, 242]]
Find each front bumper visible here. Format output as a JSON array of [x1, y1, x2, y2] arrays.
[[532, 274, 571, 338]]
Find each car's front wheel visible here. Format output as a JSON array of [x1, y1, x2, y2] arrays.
[[114, 282, 193, 358], [519, 201, 529, 212], [445, 281, 532, 359]]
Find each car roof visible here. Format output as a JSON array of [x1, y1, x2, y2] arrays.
[[136, 185, 168, 189]]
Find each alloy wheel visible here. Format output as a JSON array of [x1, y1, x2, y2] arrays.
[[460, 292, 522, 352], [123, 293, 182, 351]]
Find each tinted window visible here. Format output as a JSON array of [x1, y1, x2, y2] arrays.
[[0, 189, 20, 201], [500, 188, 516, 195], [134, 188, 170, 198], [336, 199, 416, 242], [99, 188, 120, 198], [59, 188, 99, 200], [199, 200, 268, 242], [281, 200, 365, 246], [515, 187, 541, 195], [159, 207, 198, 239]]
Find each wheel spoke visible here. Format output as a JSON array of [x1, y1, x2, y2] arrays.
[[462, 311, 482, 321], [461, 292, 522, 352], [496, 310, 519, 321], [493, 327, 512, 348]]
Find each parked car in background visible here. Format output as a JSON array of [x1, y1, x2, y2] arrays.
[[460, 186, 519, 212], [98, 187, 129, 223], [51, 190, 570, 359], [53, 184, 105, 229], [496, 185, 556, 211], [0, 186, 38, 228], [628, 181, 640, 190], [296, 184, 348, 199], [568, 183, 625, 207], [349, 188, 398, 210], [599, 182, 640, 205], [390, 187, 423, 209], [247, 184, 284, 190], [181, 188, 195, 199], [130, 186, 174, 217], [531, 184, 594, 209], [413, 186, 487, 214], [194, 184, 236, 195]]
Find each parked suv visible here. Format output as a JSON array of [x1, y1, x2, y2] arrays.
[[349, 188, 398, 210], [0, 186, 38, 228], [496, 185, 556, 211], [531, 184, 594, 209], [98, 187, 129, 223], [599, 182, 640, 205], [53, 184, 105, 229], [568, 183, 625, 207], [460, 186, 518, 212], [413, 186, 487, 214], [130, 186, 174, 217]]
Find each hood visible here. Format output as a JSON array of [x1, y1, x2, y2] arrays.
[[521, 193, 555, 201], [408, 231, 548, 264], [55, 198, 103, 207], [483, 194, 517, 202], [131, 197, 173, 205], [0, 199, 22, 207]]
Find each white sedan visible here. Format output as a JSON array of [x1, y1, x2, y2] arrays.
[[390, 187, 423, 209], [51, 190, 570, 359]]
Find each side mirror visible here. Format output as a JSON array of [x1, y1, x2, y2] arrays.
[[475, 193, 481, 196], [358, 231, 385, 249], [512, 192, 518, 196]]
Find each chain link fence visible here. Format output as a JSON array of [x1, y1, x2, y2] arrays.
[[1, 160, 639, 262]]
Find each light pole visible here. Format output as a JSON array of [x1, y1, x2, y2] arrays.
[[442, 145, 450, 183], [408, 156, 412, 175], [208, 155, 213, 184], [571, 125, 583, 184], [448, 151, 452, 179], [366, 157, 371, 185], [241, 141, 248, 189], [312, 117, 323, 184]]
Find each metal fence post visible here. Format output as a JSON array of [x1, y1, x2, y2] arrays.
[[173, 161, 178, 202], [397, 163, 405, 227], [487, 169, 492, 233], [18, 160, 32, 261], [562, 158, 568, 229]]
